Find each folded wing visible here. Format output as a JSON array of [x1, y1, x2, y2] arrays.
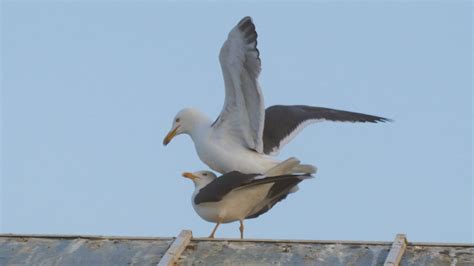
[[242, 174, 313, 219], [194, 171, 259, 204]]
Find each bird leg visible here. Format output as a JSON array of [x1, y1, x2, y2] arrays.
[[239, 220, 244, 239], [209, 222, 220, 238]]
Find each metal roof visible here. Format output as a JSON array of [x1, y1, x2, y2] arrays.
[[1, 231, 473, 265]]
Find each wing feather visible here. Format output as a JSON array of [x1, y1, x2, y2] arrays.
[[213, 17, 265, 153], [194, 172, 258, 204], [263, 105, 391, 155]]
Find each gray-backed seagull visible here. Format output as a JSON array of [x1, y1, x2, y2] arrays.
[[182, 158, 313, 239], [163, 16, 390, 174]]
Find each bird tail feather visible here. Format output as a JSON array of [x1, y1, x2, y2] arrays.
[[290, 164, 317, 174], [264, 157, 301, 176], [264, 157, 317, 176]]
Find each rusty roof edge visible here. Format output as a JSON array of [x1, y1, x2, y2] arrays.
[[0, 233, 472, 247], [192, 237, 394, 245], [192, 237, 474, 247]]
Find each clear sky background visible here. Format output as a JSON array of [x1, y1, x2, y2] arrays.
[[1, 1, 472, 243]]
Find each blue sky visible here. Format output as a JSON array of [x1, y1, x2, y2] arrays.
[[1, 1, 472, 243]]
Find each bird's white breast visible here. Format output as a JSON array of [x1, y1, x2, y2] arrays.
[[193, 128, 278, 174]]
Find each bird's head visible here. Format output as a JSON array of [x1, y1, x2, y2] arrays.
[[182, 170, 217, 188], [163, 108, 209, 145]]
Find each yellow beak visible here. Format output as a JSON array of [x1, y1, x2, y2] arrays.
[[182, 172, 198, 180], [163, 126, 179, 145]]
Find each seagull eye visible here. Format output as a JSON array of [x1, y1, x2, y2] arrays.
[[203, 173, 208, 176], [175, 118, 180, 123]]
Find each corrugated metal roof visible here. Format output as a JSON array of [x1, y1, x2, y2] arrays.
[[1, 232, 473, 266], [0, 234, 172, 265]]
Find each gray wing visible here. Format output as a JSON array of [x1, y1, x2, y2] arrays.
[[263, 105, 391, 155], [212, 16, 265, 153], [194, 171, 258, 205]]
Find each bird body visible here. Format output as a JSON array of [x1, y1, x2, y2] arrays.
[[191, 182, 274, 224], [197, 129, 279, 174], [182, 158, 313, 238], [175, 108, 280, 174], [163, 17, 389, 175]]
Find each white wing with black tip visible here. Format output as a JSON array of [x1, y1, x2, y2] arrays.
[[212, 16, 265, 153]]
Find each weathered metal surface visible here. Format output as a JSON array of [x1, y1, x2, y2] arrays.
[[178, 239, 474, 266], [400, 245, 474, 266], [0, 234, 472, 266], [178, 240, 391, 266], [0, 235, 172, 266]]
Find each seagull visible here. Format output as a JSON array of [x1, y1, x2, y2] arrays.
[[182, 158, 313, 239], [163, 16, 389, 174]]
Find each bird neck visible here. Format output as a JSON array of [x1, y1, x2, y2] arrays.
[[194, 181, 210, 190], [188, 114, 212, 140], [192, 177, 214, 194]]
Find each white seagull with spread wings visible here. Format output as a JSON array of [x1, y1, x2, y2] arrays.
[[163, 16, 389, 174]]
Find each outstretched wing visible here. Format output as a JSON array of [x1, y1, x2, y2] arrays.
[[263, 105, 391, 155], [212, 16, 265, 153]]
